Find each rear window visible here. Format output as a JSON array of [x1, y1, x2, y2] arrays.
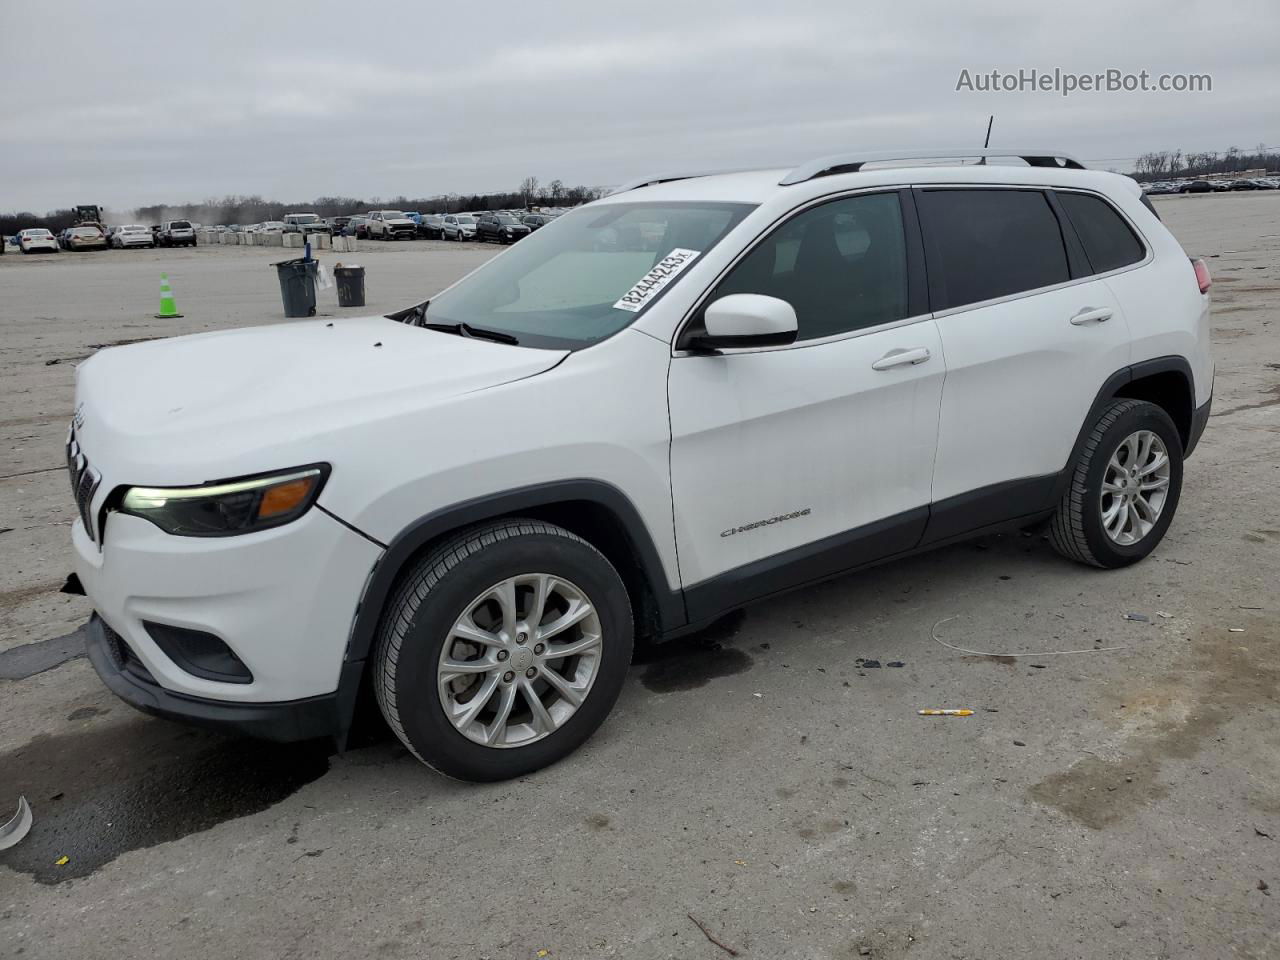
[[1057, 192, 1146, 274], [917, 189, 1070, 311], [170, 221, 191, 229]]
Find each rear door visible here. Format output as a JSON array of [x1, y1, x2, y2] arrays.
[[668, 190, 944, 620], [915, 186, 1131, 539]]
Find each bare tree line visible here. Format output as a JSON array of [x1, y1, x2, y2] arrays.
[[1, 177, 606, 236], [1132, 143, 1277, 180]]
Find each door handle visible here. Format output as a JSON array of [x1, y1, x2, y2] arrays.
[[871, 347, 931, 370], [1070, 307, 1113, 325]]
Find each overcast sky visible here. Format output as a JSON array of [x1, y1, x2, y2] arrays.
[[2, 0, 1276, 211]]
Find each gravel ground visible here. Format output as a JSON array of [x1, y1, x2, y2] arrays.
[[1, 196, 1278, 960]]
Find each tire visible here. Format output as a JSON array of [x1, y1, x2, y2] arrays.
[[373, 519, 633, 781], [1048, 398, 1184, 568]]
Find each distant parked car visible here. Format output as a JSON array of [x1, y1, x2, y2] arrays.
[[110, 224, 155, 249], [419, 213, 445, 238], [522, 213, 557, 231], [347, 217, 370, 239], [1179, 180, 1212, 194], [476, 213, 531, 244], [283, 212, 332, 236], [66, 224, 109, 251], [441, 214, 477, 241], [1228, 178, 1261, 191], [160, 220, 196, 247], [17, 228, 59, 253], [328, 216, 353, 234], [259, 221, 286, 234], [367, 210, 417, 240]]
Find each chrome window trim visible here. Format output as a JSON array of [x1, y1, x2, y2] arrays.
[[671, 180, 1156, 356]]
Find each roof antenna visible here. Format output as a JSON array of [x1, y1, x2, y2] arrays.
[[979, 115, 994, 164]]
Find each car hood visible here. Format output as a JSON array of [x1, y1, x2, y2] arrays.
[[73, 315, 566, 485]]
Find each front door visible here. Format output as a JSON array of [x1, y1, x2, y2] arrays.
[[667, 191, 945, 622]]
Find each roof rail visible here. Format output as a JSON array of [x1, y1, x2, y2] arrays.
[[611, 167, 764, 195], [778, 148, 1086, 185]]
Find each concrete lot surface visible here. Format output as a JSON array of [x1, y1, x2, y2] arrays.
[[1, 196, 1278, 959]]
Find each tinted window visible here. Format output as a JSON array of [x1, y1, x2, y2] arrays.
[[170, 221, 191, 229], [1058, 192, 1145, 274], [707, 192, 909, 341], [917, 189, 1069, 310]]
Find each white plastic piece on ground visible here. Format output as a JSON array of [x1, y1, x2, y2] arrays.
[[0, 796, 32, 851]]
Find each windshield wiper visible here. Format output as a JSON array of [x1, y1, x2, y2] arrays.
[[421, 321, 520, 345]]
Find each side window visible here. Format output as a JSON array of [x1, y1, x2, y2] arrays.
[[917, 189, 1070, 311], [708, 192, 909, 341], [1057, 192, 1146, 274]]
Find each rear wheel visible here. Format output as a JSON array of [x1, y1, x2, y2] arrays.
[[373, 520, 633, 781], [1049, 398, 1183, 568]]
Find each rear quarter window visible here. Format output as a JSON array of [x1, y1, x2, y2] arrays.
[[1057, 192, 1146, 274], [916, 188, 1071, 311]]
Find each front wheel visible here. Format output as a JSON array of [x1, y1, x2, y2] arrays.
[[373, 520, 633, 781], [1049, 398, 1184, 568]]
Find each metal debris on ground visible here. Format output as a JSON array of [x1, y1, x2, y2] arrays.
[[687, 913, 740, 957], [1229, 628, 1245, 633], [1124, 613, 1150, 622], [0, 796, 33, 851], [931, 616, 1140, 657], [918, 709, 974, 717]]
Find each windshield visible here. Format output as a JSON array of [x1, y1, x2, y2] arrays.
[[497, 215, 519, 225], [382, 211, 405, 219], [457, 215, 476, 224], [424, 201, 753, 349], [291, 214, 319, 223]]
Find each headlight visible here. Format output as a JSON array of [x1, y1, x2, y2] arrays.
[[119, 465, 328, 537]]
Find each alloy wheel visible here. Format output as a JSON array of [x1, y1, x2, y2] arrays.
[[437, 573, 603, 748], [1100, 429, 1171, 545]]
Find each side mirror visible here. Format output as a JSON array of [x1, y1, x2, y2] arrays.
[[687, 294, 798, 351]]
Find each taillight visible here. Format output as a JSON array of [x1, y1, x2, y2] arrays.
[[1192, 258, 1212, 294]]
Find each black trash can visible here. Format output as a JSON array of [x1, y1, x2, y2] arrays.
[[273, 258, 319, 318], [334, 265, 366, 308]]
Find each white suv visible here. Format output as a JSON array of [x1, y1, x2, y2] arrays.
[[366, 210, 418, 241], [70, 148, 1212, 781]]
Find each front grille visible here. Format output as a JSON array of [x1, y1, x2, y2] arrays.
[[66, 426, 102, 542]]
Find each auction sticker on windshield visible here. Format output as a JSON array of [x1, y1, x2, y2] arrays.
[[613, 248, 701, 313]]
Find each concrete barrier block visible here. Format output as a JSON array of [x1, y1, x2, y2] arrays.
[[267, 233, 284, 247], [310, 233, 331, 250], [283, 233, 304, 249]]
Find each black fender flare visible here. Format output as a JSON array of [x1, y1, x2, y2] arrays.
[[1050, 355, 1196, 506], [342, 479, 685, 668]]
